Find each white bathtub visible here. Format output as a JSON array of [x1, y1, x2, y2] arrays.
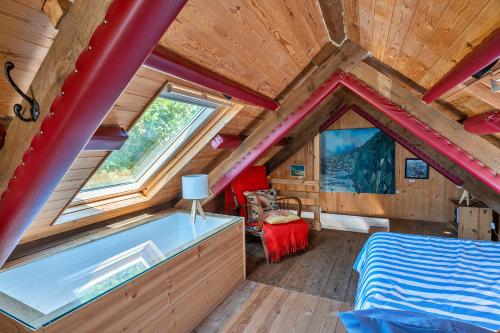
[[0, 211, 242, 329]]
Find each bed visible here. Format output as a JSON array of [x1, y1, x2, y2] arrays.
[[353, 232, 500, 332]]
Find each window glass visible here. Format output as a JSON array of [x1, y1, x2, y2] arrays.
[[81, 92, 217, 192]]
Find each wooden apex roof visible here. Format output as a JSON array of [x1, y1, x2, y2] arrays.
[[0, 0, 498, 244]]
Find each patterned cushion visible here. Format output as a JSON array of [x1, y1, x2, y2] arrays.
[[263, 209, 301, 224], [244, 189, 278, 211]]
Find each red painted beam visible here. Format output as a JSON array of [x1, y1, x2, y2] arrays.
[[211, 134, 244, 149], [0, 0, 187, 267], [210, 73, 344, 194], [144, 46, 279, 111], [85, 125, 128, 151], [463, 111, 500, 135], [341, 72, 499, 194], [350, 104, 463, 185], [211, 70, 499, 195], [422, 28, 500, 103], [211, 134, 290, 149], [319, 104, 350, 132]]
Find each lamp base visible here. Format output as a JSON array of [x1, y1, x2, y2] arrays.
[[190, 199, 206, 224]]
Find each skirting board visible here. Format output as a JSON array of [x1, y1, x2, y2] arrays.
[[291, 210, 389, 234], [320, 212, 390, 233]]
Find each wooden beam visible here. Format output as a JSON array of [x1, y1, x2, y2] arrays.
[[42, 0, 72, 28], [340, 92, 500, 212], [266, 94, 346, 173], [350, 61, 500, 181], [0, 0, 114, 196], [211, 134, 291, 149], [422, 27, 500, 103], [318, 0, 346, 45], [0, 0, 187, 267], [176, 41, 367, 208]]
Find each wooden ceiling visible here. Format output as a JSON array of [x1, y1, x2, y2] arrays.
[[0, 0, 57, 118], [0, 0, 498, 245], [343, 0, 500, 117], [159, 0, 329, 99], [10, 0, 329, 243]]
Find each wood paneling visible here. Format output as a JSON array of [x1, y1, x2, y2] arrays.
[[272, 111, 461, 223], [159, 0, 329, 99], [343, 0, 500, 117], [0, 0, 57, 117], [7, 0, 330, 243], [1, 220, 245, 333]]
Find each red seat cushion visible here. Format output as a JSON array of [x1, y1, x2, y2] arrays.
[[262, 218, 309, 262]]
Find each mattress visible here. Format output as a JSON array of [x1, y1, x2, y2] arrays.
[[354, 232, 500, 331]]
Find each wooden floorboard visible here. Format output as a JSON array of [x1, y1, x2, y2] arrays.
[[195, 219, 456, 332], [246, 218, 456, 305], [194, 281, 352, 333]]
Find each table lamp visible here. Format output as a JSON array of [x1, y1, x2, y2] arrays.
[[182, 174, 209, 224]]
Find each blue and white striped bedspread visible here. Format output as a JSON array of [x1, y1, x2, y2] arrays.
[[354, 232, 500, 331]]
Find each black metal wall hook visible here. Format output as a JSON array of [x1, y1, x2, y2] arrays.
[[4, 61, 40, 122]]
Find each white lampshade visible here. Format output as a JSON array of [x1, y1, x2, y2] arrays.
[[182, 174, 209, 200]]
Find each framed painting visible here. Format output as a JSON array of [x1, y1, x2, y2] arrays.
[[290, 164, 305, 178], [405, 158, 429, 179], [320, 128, 395, 194]]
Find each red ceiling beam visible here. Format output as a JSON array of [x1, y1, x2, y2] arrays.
[[341, 72, 499, 194], [211, 70, 499, 195], [211, 134, 290, 149], [210, 73, 345, 194], [422, 28, 500, 104], [463, 111, 500, 135], [84, 125, 128, 151], [144, 46, 279, 111], [0, 0, 187, 267], [350, 104, 463, 185]]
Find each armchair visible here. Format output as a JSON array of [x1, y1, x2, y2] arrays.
[[226, 166, 309, 263]]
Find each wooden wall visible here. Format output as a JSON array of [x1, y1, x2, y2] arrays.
[[271, 111, 462, 223]]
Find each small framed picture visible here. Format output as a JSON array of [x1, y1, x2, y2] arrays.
[[290, 164, 305, 178], [405, 158, 429, 179]]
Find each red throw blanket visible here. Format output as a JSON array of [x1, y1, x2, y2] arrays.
[[263, 219, 309, 262]]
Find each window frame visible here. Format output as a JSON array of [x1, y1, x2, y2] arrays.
[[69, 85, 220, 207], [50, 85, 240, 228]]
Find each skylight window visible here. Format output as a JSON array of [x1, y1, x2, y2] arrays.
[[77, 90, 218, 199]]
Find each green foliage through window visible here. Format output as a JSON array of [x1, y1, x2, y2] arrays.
[[83, 95, 214, 191]]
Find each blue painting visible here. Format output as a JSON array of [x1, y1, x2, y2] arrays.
[[320, 128, 395, 194], [290, 164, 305, 177], [405, 158, 429, 179]]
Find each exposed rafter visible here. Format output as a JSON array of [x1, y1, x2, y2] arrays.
[[211, 134, 291, 149], [207, 41, 368, 195], [350, 61, 500, 193], [318, 0, 346, 45], [422, 27, 500, 104], [341, 93, 500, 212], [0, 0, 187, 267], [144, 46, 279, 111], [42, 0, 72, 28], [463, 111, 500, 135]]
